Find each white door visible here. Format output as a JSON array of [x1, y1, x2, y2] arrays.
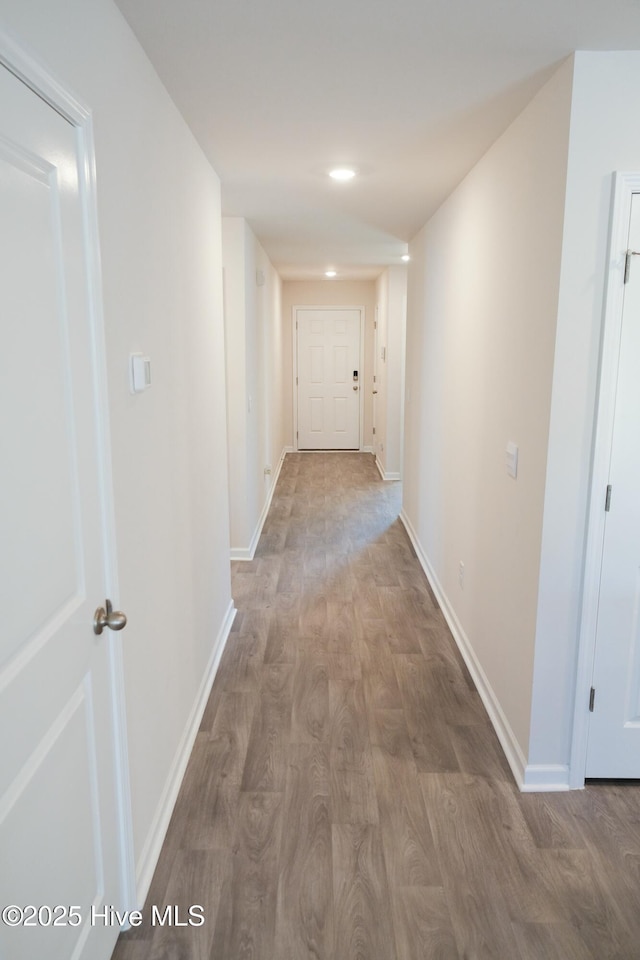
[[296, 307, 362, 449], [0, 64, 128, 959], [586, 192, 640, 777]]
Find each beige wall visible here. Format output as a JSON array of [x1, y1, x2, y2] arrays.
[[222, 219, 249, 549], [375, 271, 390, 467], [403, 59, 574, 776], [2, 0, 233, 899], [282, 279, 377, 449], [223, 218, 285, 556], [257, 242, 286, 490], [375, 266, 407, 479], [531, 51, 640, 773]]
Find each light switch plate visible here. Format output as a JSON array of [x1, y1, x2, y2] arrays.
[[130, 353, 151, 393]]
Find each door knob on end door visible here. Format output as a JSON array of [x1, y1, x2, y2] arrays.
[[93, 599, 127, 635], [353, 385, 359, 391]]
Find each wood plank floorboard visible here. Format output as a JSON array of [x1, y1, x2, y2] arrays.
[[146, 850, 227, 960], [332, 822, 396, 958], [240, 663, 293, 792], [112, 452, 640, 960], [274, 743, 333, 959], [209, 791, 283, 960], [391, 886, 460, 960], [291, 652, 330, 743], [372, 748, 441, 889]]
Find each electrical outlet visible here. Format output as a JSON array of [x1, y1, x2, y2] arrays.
[[458, 561, 465, 589]]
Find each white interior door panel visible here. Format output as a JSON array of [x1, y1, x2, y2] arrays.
[[0, 63, 127, 960], [296, 307, 362, 449]]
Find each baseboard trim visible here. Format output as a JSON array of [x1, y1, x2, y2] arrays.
[[135, 598, 236, 904], [521, 765, 571, 792], [230, 545, 253, 561], [230, 449, 287, 561], [400, 509, 529, 791], [362, 445, 374, 454], [375, 457, 400, 482]]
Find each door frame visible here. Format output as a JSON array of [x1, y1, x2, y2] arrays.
[[292, 304, 366, 451], [373, 304, 379, 462], [0, 29, 136, 903], [570, 171, 640, 787]]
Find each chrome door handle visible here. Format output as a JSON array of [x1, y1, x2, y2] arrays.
[[353, 385, 358, 391], [93, 599, 127, 635]]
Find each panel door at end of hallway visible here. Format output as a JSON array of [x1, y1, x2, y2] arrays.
[[586, 190, 640, 778], [0, 64, 129, 960], [296, 308, 361, 449]]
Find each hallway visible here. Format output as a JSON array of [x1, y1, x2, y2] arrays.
[[113, 453, 640, 960]]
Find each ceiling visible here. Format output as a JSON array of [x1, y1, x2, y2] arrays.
[[114, 0, 640, 280]]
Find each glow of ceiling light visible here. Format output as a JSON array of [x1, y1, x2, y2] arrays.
[[402, 254, 410, 262], [329, 168, 356, 182], [325, 270, 337, 277]]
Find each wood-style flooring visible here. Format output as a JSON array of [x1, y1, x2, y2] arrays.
[[113, 452, 640, 960]]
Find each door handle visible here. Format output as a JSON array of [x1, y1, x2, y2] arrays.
[[353, 385, 359, 391], [372, 390, 378, 394], [93, 599, 127, 635]]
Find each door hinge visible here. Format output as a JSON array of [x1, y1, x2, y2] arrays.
[[589, 687, 596, 712], [605, 484, 612, 512], [624, 249, 640, 284], [373, 375, 377, 383], [374, 320, 377, 329], [373, 427, 376, 435], [296, 376, 298, 385]]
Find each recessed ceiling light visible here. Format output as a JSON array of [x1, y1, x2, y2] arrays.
[[402, 254, 410, 262], [329, 168, 356, 182], [325, 270, 337, 277]]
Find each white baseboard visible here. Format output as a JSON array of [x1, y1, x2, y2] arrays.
[[362, 445, 374, 454], [135, 599, 236, 904], [230, 448, 287, 561], [375, 457, 400, 482], [521, 765, 571, 792], [230, 545, 254, 561], [399, 509, 530, 791]]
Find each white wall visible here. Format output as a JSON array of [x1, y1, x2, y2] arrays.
[[375, 266, 407, 480], [282, 279, 377, 449], [375, 271, 389, 469], [1, 0, 233, 898], [530, 52, 640, 773], [222, 219, 250, 550], [403, 59, 574, 777], [223, 217, 285, 558], [258, 243, 286, 478]]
